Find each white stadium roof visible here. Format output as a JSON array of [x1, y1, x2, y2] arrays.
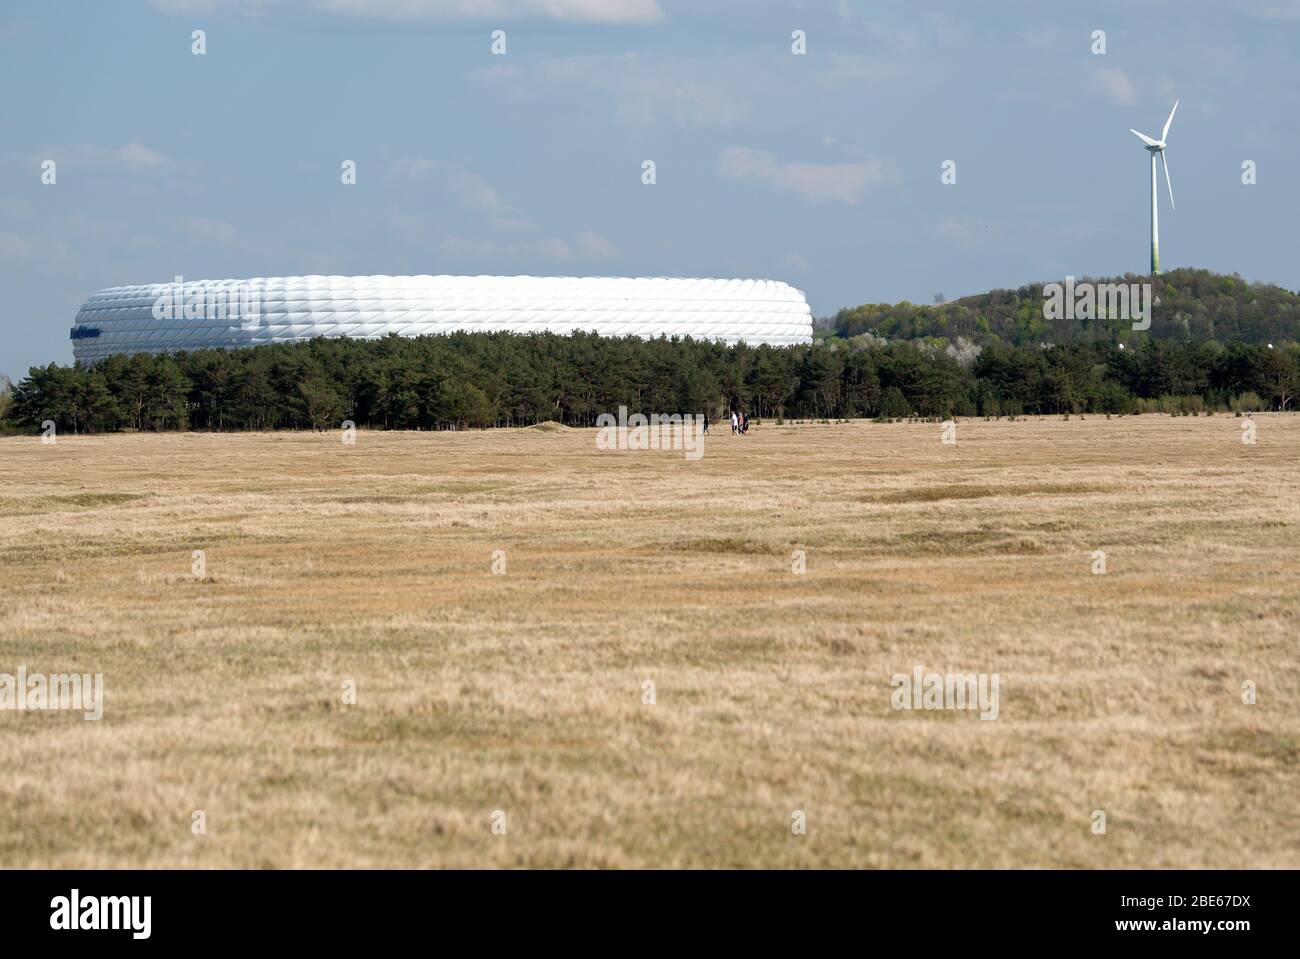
[[70, 275, 814, 362]]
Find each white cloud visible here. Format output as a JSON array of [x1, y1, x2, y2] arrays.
[[609, 68, 743, 128], [0, 229, 71, 262], [574, 229, 617, 260], [388, 158, 517, 218], [718, 147, 891, 204], [148, 0, 258, 12], [389, 158, 536, 236], [1095, 68, 1137, 106], [388, 156, 436, 180], [0, 197, 33, 219], [1019, 25, 1061, 49], [539, 236, 573, 260], [438, 235, 505, 259], [389, 160, 614, 261], [321, 0, 662, 23], [36, 142, 171, 175], [445, 170, 513, 217], [491, 216, 536, 234], [439, 229, 618, 263], [148, 0, 227, 12], [814, 53, 907, 89], [151, 0, 664, 23], [935, 218, 998, 250], [1236, 0, 1300, 19], [936, 218, 975, 246], [473, 54, 745, 130], [173, 216, 238, 245], [0, 234, 29, 258], [117, 142, 171, 170]]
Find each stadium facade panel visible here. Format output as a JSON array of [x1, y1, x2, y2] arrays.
[[70, 275, 814, 362]]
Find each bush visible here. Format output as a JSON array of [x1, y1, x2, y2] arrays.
[[1230, 391, 1264, 413], [1135, 394, 1206, 415]]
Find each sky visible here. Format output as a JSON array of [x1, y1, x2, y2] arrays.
[[1, 0, 1297, 375]]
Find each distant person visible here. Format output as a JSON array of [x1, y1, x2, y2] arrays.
[[731, 411, 739, 435], [702, 413, 710, 435], [742, 413, 749, 434]]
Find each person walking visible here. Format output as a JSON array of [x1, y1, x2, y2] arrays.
[[731, 410, 739, 435]]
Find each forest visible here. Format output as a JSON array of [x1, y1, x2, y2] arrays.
[[3, 329, 1295, 433], [824, 268, 1300, 347]]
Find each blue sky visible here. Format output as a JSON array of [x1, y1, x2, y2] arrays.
[[1, 0, 1297, 375]]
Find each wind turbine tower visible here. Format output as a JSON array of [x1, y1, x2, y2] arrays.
[[1130, 100, 1178, 275]]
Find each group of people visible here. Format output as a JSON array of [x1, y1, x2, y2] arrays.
[[699, 410, 750, 435]]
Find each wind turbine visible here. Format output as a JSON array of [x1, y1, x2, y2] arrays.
[[1130, 100, 1178, 275]]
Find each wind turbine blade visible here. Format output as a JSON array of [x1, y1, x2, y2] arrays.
[[1161, 150, 1175, 210], [1130, 128, 1159, 146], [1162, 99, 1179, 141]]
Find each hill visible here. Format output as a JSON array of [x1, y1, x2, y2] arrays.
[[824, 269, 1300, 348]]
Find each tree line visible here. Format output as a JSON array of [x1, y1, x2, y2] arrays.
[[4, 331, 1296, 434], [825, 268, 1300, 348]]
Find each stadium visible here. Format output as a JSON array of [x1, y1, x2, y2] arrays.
[[69, 274, 814, 363]]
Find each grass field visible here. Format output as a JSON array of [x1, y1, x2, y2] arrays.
[[1, 415, 1297, 868]]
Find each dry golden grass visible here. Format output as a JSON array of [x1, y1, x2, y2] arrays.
[[1, 414, 1297, 868]]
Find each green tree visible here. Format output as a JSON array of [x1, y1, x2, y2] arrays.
[[298, 377, 344, 430]]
